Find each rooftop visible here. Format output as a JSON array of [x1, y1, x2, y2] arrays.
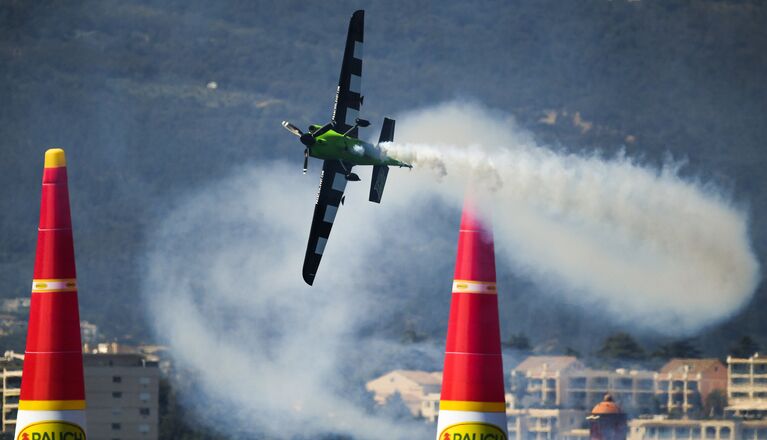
[[658, 358, 725, 377], [390, 370, 442, 385], [514, 355, 583, 374]]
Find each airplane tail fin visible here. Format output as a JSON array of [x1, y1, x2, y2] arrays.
[[378, 117, 395, 144], [370, 118, 395, 203]]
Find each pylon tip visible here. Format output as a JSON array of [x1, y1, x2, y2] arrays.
[[44, 148, 66, 168]]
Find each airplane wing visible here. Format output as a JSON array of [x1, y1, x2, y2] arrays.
[[303, 159, 354, 285], [331, 9, 364, 139]]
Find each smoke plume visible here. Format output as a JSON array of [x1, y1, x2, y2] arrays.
[[383, 102, 760, 333], [144, 101, 759, 438]]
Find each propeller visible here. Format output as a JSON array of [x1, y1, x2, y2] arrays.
[[282, 120, 335, 173], [281, 120, 303, 137]]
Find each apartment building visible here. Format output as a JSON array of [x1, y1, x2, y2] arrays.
[[566, 368, 656, 413], [655, 358, 726, 415], [366, 370, 442, 419], [0, 351, 159, 440], [510, 356, 583, 407], [628, 416, 767, 440], [726, 353, 767, 418], [507, 408, 587, 440], [510, 356, 655, 412], [84, 353, 160, 440], [0, 352, 22, 432]]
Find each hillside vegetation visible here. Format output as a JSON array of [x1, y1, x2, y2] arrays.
[[0, 0, 765, 352]]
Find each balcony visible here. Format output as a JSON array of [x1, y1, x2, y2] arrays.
[[528, 425, 553, 433]]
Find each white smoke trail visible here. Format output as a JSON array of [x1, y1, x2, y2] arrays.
[[144, 101, 759, 438], [144, 163, 440, 439], [383, 101, 760, 332]]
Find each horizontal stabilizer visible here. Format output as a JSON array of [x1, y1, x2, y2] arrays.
[[369, 165, 389, 203], [379, 117, 395, 143]]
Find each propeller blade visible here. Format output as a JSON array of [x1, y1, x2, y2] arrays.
[[282, 121, 303, 137], [303, 149, 309, 174]]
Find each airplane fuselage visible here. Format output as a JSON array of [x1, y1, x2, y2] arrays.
[[282, 10, 409, 285], [308, 127, 409, 168]]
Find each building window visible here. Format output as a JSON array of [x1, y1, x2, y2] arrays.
[[733, 364, 749, 374], [139, 377, 151, 385], [139, 424, 150, 434], [139, 407, 150, 416], [139, 392, 150, 401], [112, 376, 122, 383], [111, 423, 121, 430], [112, 392, 123, 398], [720, 426, 731, 439], [705, 426, 716, 438], [570, 377, 586, 388]]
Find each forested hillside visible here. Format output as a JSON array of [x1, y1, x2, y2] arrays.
[[0, 0, 765, 353]]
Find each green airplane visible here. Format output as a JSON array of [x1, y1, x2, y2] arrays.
[[281, 9, 411, 286]]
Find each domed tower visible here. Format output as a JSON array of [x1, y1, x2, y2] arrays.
[[587, 394, 627, 440]]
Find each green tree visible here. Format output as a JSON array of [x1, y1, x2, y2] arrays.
[[652, 339, 702, 360], [565, 347, 581, 358], [505, 333, 531, 351], [703, 389, 727, 419], [158, 378, 230, 440], [597, 332, 645, 361], [729, 336, 760, 358], [400, 319, 428, 344]]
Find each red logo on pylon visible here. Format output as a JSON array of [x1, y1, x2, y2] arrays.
[[21, 433, 30, 440], [443, 433, 451, 440]]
